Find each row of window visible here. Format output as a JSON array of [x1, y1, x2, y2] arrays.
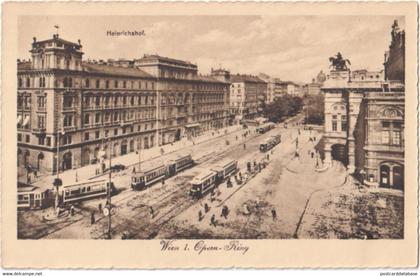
[[18, 76, 155, 90]]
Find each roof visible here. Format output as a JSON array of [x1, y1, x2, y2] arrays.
[[82, 62, 154, 79], [136, 54, 196, 67], [231, 74, 266, 84], [33, 35, 80, 47], [17, 61, 31, 70]]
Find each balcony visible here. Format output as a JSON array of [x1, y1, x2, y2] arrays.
[[32, 127, 46, 134]]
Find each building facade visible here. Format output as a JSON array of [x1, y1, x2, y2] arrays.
[[229, 74, 267, 119], [17, 35, 230, 174], [322, 21, 405, 190]]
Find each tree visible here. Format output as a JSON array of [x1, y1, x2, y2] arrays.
[[304, 94, 324, 125], [263, 95, 304, 123]]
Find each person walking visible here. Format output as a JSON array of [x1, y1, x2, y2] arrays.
[[198, 210, 203, 221], [210, 214, 217, 227], [149, 206, 155, 219], [90, 211, 95, 225], [271, 208, 277, 221]]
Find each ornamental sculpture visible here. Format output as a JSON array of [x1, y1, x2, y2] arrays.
[[329, 52, 351, 71]]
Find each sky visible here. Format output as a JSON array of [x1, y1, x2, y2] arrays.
[[18, 15, 405, 83]]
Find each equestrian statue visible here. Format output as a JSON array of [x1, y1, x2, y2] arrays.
[[329, 52, 351, 71]]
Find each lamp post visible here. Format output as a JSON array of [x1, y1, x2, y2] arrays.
[[103, 133, 113, 239], [53, 127, 64, 211]]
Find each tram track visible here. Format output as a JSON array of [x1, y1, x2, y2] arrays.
[[41, 116, 302, 239], [93, 130, 270, 239]]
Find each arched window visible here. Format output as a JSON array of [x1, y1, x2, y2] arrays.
[[63, 77, 68, 88], [26, 78, 30, 87], [18, 78, 23, 88], [68, 78, 73, 88]]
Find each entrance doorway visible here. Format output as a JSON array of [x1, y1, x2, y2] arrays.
[[379, 162, 404, 190], [62, 152, 72, 171], [120, 144, 127, 155], [331, 144, 348, 165], [37, 152, 44, 171]]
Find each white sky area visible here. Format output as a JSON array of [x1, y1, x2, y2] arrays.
[[18, 15, 405, 83]]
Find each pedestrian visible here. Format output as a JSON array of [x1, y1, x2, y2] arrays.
[[267, 154, 270, 161], [132, 167, 136, 174], [311, 152, 314, 158], [149, 206, 155, 219], [204, 203, 209, 213], [221, 205, 229, 219], [243, 143, 246, 150], [91, 211, 95, 225], [271, 208, 277, 221], [236, 135, 238, 141], [34, 170, 38, 178], [162, 178, 165, 185], [198, 210, 203, 221], [210, 214, 217, 227], [98, 203, 102, 214], [243, 203, 251, 215], [70, 205, 75, 216]]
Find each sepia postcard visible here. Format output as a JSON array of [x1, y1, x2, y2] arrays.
[[1, 1, 418, 269]]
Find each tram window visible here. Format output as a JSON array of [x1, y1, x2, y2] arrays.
[[82, 187, 86, 193], [87, 187, 91, 192]]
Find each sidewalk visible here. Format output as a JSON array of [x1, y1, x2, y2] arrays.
[[23, 125, 243, 191]]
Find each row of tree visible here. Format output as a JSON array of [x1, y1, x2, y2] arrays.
[[303, 94, 325, 125], [262, 95, 303, 123], [262, 94, 325, 125]]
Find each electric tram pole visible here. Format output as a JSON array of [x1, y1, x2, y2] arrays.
[[106, 135, 112, 239]]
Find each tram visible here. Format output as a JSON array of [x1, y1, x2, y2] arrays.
[[189, 159, 239, 198], [131, 154, 194, 190], [61, 179, 115, 204], [211, 159, 239, 182], [259, 135, 281, 152], [257, 122, 276, 134], [189, 169, 218, 198]]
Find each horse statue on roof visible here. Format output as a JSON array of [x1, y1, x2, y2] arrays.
[[329, 52, 351, 71]]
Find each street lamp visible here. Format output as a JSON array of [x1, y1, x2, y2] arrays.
[[103, 132, 113, 239], [53, 127, 64, 211]]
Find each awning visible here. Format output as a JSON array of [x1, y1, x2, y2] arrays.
[[17, 115, 22, 125], [185, 123, 200, 128], [22, 116, 30, 127]]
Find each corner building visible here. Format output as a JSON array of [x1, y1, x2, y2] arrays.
[[17, 35, 230, 174], [322, 21, 405, 190]]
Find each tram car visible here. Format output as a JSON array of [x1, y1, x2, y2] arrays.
[[257, 122, 276, 134], [131, 154, 194, 190], [17, 182, 50, 210], [189, 159, 239, 198], [166, 154, 194, 177], [131, 160, 167, 190], [61, 179, 115, 204], [259, 135, 281, 152], [189, 169, 218, 198], [211, 159, 239, 183]]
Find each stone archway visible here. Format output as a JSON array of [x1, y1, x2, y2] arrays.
[[380, 162, 404, 190], [37, 152, 44, 171], [81, 148, 91, 166], [62, 152, 72, 171], [331, 144, 348, 165]]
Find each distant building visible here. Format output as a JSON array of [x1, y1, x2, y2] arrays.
[[258, 73, 279, 104], [322, 20, 405, 190], [229, 74, 267, 119], [351, 69, 384, 82], [17, 34, 230, 174]]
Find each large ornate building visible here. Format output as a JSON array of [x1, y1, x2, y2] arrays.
[[17, 34, 230, 173], [322, 20, 405, 190]]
